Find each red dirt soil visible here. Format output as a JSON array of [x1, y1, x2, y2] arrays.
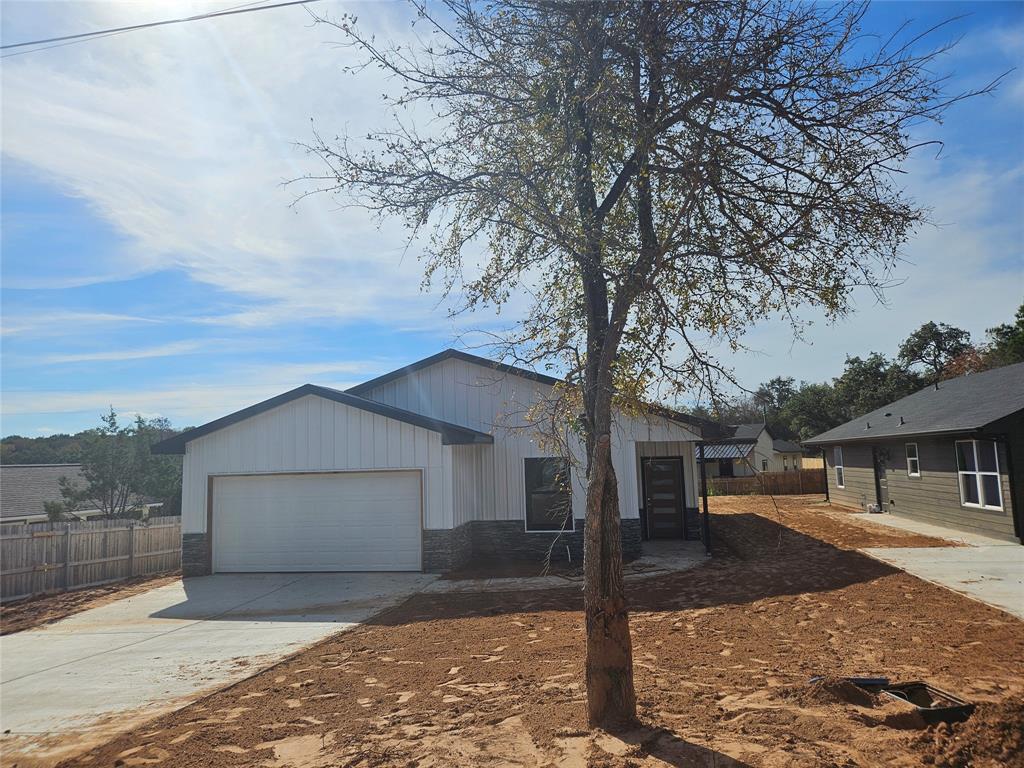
[[0, 572, 180, 635], [50, 496, 1022, 767], [915, 696, 1024, 767]]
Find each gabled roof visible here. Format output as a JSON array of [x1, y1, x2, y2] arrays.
[[729, 423, 767, 441], [772, 438, 804, 454], [0, 464, 89, 520], [804, 362, 1024, 445], [347, 349, 562, 395], [348, 348, 710, 435], [151, 384, 494, 454]]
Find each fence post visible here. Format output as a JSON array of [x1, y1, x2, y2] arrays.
[[63, 523, 72, 590], [128, 522, 136, 577]]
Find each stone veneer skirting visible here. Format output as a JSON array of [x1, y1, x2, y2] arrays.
[[422, 518, 643, 573], [182, 532, 210, 577], [186, 519, 646, 576], [684, 507, 702, 541]]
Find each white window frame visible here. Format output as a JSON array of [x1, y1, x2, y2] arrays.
[[761, 458, 768, 472], [955, 440, 1003, 511], [523, 456, 575, 533], [834, 446, 845, 488], [905, 443, 920, 478], [783, 456, 789, 471]]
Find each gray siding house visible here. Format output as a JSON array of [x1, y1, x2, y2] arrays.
[[805, 362, 1023, 543]]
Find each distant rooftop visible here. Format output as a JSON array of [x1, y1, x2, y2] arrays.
[[0, 463, 87, 520]]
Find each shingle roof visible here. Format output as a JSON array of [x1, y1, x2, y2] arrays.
[[804, 362, 1024, 445], [151, 384, 495, 454], [729, 423, 766, 441], [0, 464, 88, 520], [772, 438, 804, 454]]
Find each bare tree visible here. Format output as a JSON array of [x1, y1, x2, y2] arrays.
[[298, 0, 991, 726]]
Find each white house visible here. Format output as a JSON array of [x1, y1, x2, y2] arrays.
[[154, 350, 711, 575], [701, 423, 805, 478]]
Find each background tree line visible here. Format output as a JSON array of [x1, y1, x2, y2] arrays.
[[2, 410, 184, 521], [688, 302, 1024, 441]]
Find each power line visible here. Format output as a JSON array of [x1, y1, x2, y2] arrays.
[[1, 0, 321, 54]]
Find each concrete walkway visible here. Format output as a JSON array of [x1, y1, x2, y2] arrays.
[[424, 539, 707, 594], [0, 572, 435, 765], [850, 511, 1018, 546], [855, 513, 1023, 620]]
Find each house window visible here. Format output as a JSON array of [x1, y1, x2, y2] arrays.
[[524, 457, 572, 531], [955, 440, 1003, 510], [906, 443, 920, 477], [834, 446, 845, 488], [783, 456, 789, 471], [761, 459, 768, 472]]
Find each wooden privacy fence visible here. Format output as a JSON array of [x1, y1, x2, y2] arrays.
[[707, 468, 826, 497], [0, 516, 181, 602]]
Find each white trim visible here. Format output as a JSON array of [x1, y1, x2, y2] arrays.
[[522, 456, 575, 534], [905, 442, 920, 477], [834, 446, 845, 488], [954, 439, 1003, 511]]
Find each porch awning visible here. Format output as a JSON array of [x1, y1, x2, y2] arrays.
[[698, 441, 756, 460]]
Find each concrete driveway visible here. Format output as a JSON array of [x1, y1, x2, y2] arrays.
[[861, 544, 1023, 619], [0, 572, 435, 765]]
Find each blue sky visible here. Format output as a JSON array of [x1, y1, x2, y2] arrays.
[[2, 1, 1023, 436]]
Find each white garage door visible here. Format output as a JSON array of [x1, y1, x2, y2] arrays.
[[212, 471, 422, 572]]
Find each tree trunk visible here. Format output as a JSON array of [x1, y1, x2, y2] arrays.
[[583, 431, 637, 728]]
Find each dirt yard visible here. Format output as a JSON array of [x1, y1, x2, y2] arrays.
[[55, 496, 1023, 767], [0, 572, 180, 635]]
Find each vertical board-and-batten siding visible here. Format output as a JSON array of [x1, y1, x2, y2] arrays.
[[825, 436, 1017, 541], [181, 395, 450, 535], [360, 357, 702, 524]]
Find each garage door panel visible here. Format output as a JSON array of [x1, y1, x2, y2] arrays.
[[212, 472, 422, 572]]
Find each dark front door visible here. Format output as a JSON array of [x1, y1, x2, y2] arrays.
[[872, 447, 890, 509], [642, 458, 686, 539]]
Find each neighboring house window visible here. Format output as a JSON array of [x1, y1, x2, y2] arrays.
[[761, 459, 768, 472], [524, 457, 572, 531], [955, 440, 1003, 510], [783, 456, 789, 471], [906, 443, 920, 477], [718, 459, 735, 478], [834, 446, 845, 488]]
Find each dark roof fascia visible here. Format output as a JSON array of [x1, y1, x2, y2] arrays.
[[347, 348, 710, 436], [804, 426, 989, 446], [347, 349, 563, 396], [642, 403, 713, 437], [151, 384, 493, 454]]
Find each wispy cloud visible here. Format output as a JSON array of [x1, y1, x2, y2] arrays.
[[0, 356, 397, 426], [1, 1, 460, 327], [37, 340, 207, 365], [1, 311, 162, 337]]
